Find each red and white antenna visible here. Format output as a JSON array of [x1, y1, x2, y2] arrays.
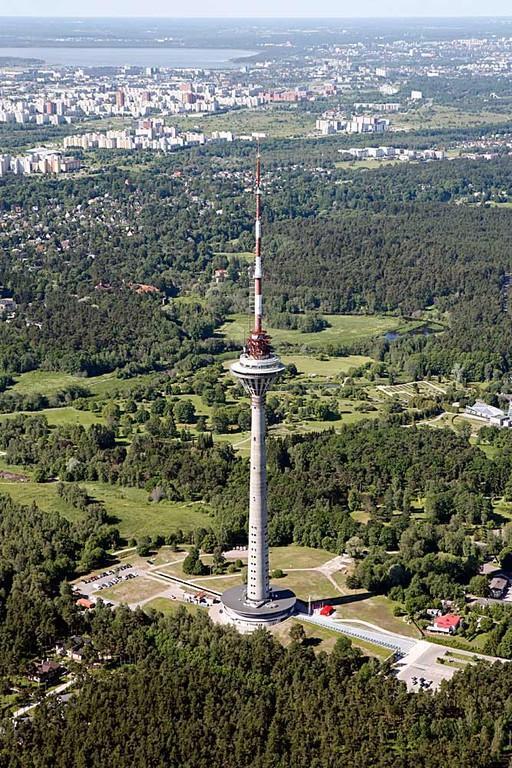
[[247, 147, 271, 359], [254, 147, 262, 334]]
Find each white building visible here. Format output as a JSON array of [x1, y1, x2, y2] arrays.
[[465, 400, 509, 427]]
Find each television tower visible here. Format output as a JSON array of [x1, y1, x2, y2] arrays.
[[221, 151, 296, 629]]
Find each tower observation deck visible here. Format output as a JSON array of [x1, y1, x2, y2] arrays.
[[220, 152, 296, 630]]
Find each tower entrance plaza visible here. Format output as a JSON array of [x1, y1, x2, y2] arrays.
[[219, 153, 296, 631]]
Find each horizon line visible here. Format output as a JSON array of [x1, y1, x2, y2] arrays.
[[1, 14, 512, 20]]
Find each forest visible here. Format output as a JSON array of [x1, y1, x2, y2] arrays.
[[2, 148, 512, 378], [0, 607, 511, 768], [4, 413, 512, 655]]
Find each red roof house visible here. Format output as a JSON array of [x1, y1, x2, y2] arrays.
[[433, 614, 461, 634], [76, 598, 94, 610], [319, 605, 335, 617]]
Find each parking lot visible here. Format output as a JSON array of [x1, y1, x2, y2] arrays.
[[73, 563, 142, 599], [391, 640, 497, 691]]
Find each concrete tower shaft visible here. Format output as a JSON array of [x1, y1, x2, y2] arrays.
[[248, 393, 269, 602], [231, 354, 284, 605]]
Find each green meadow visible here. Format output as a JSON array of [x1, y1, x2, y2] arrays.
[[219, 313, 419, 350]]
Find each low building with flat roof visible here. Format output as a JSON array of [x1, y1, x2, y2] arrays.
[[465, 401, 509, 427]]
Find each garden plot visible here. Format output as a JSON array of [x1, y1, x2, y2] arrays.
[[377, 381, 446, 401]]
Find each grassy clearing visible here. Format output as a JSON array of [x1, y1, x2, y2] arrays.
[[336, 594, 420, 638], [82, 483, 212, 540], [268, 545, 334, 570], [336, 159, 405, 170], [280, 354, 372, 377], [271, 617, 390, 659], [493, 498, 512, 521], [168, 106, 316, 139], [275, 571, 336, 601], [100, 577, 165, 604], [219, 313, 415, 351], [190, 575, 241, 593], [144, 597, 203, 616], [10, 370, 154, 399], [0, 407, 103, 427], [350, 511, 371, 524], [393, 105, 512, 131], [0, 478, 74, 518], [0, 478, 211, 541], [10, 371, 88, 396], [157, 555, 216, 581]]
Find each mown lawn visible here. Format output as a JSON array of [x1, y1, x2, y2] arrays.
[[335, 594, 420, 639], [268, 545, 334, 570], [270, 617, 390, 659], [274, 571, 336, 601], [280, 354, 372, 377], [144, 597, 203, 616]]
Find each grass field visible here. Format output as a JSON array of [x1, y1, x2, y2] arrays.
[[144, 597, 203, 616], [0, 406, 103, 427], [268, 545, 334, 570], [270, 617, 391, 659], [167, 106, 316, 139], [335, 594, 420, 639], [219, 313, 417, 351], [82, 484, 212, 540], [100, 577, 165, 604], [393, 105, 512, 131], [0, 477, 75, 518], [276, 571, 335, 601], [335, 159, 405, 170], [188, 570, 336, 602], [280, 354, 371, 377], [0, 478, 211, 541], [10, 370, 156, 399]]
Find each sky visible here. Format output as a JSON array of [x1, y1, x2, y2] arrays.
[[3, 0, 512, 17]]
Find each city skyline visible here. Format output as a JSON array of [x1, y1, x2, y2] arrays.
[[3, 1, 512, 18]]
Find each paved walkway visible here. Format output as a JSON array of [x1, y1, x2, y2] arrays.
[[299, 612, 418, 655], [13, 677, 75, 720]]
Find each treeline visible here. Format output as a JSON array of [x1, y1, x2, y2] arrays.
[[0, 494, 118, 672], [0, 384, 90, 413], [1, 607, 511, 768], [0, 292, 222, 376]]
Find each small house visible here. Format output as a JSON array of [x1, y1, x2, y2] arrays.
[[76, 597, 95, 610], [29, 660, 64, 684], [489, 576, 509, 600], [429, 614, 461, 635]]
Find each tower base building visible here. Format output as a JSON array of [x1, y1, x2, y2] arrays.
[[221, 584, 296, 632]]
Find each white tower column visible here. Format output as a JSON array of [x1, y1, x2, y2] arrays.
[[247, 393, 270, 603]]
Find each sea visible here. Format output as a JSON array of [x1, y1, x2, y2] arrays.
[[0, 47, 254, 69]]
